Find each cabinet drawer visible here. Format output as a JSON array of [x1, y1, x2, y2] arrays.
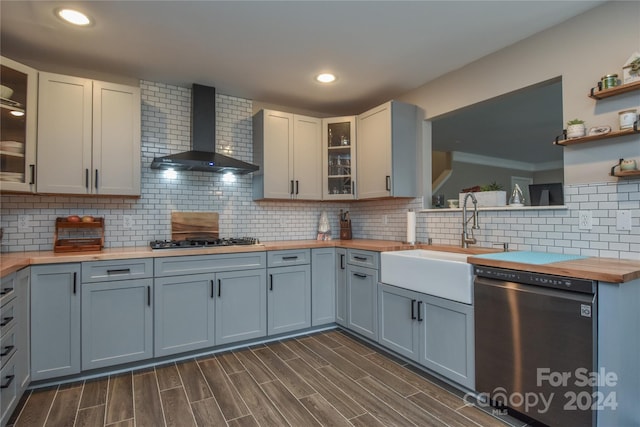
[[0, 327, 16, 368], [0, 356, 17, 424], [0, 274, 16, 306], [347, 249, 379, 270], [155, 252, 266, 277], [267, 249, 310, 267], [0, 298, 16, 338], [82, 259, 153, 282]]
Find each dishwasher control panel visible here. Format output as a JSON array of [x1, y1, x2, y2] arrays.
[[474, 266, 596, 294]]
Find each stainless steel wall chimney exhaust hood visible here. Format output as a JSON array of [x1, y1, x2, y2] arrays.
[[150, 84, 259, 174]]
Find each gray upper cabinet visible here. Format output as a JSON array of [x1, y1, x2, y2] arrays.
[[155, 273, 215, 357], [311, 248, 336, 326], [215, 269, 267, 345], [335, 248, 348, 327], [37, 72, 141, 196], [81, 277, 153, 370], [356, 101, 418, 199], [253, 110, 322, 200], [30, 264, 81, 381]]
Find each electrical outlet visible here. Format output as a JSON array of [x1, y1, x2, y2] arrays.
[[123, 215, 134, 229], [616, 210, 631, 231], [578, 211, 592, 230], [383, 215, 388, 225], [18, 215, 31, 232]]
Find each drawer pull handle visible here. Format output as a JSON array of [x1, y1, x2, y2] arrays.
[[385, 175, 391, 191], [95, 169, 99, 189], [0, 288, 13, 296], [417, 301, 423, 322], [106, 268, 131, 275], [282, 256, 298, 260], [353, 273, 367, 279], [73, 272, 77, 295], [353, 256, 367, 261], [210, 280, 214, 298], [0, 345, 14, 357], [29, 164, 36, 185], [340, 254, 345, 270], [0, 375, 14, 389], [85, 169, 89, 189], [411, 299, 416, 320], [0, 317, 14, 327], [218, 279, 221, 298], [147, 286, 151, 306], [269, 274, 273, 291]]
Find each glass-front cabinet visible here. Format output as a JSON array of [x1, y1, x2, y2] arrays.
[[322, 116, 356, 199], [0, 57, 37, 193]]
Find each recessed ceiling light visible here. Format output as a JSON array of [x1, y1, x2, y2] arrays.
[[56, 8, 92, 26], [316, 73, 336, 84]]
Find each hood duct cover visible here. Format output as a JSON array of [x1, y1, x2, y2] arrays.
[[150, 84, 259, 174]]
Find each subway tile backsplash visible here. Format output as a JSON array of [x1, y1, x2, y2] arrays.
[[1, 81, 638, 260]]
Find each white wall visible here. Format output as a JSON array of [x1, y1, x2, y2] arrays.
[[399, 1, 640, 185]]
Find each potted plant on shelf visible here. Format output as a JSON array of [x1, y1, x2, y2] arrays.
[[566, 118, 586, 139], [459, 182, 507, 207]]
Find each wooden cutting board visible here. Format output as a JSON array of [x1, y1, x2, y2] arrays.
[[171, 212, 219, 240]]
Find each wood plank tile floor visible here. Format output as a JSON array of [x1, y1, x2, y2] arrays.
[[9, 330, 525, 427]]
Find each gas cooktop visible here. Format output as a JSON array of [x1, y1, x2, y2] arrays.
[[150, 237, 260, 250]]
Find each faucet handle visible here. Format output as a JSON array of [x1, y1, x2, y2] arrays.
[[493, 242, 509, 252]]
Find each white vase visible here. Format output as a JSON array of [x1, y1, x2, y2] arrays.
[[566, 124, 586, 138]]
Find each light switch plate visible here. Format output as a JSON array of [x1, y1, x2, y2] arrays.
[[578, 211, 592, 230], [616, 210, 631, 231]]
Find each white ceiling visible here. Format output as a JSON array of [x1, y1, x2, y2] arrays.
[[1, 1, 603, 115]]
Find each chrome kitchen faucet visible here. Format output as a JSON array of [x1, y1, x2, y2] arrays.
[[461, 192, 480, 248]]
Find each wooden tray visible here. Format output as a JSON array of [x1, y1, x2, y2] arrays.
[[54, 217, 104, 252]]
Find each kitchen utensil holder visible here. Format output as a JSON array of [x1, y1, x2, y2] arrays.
[[340, 220, 352, 240]]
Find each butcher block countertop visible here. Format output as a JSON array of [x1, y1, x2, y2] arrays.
[[2, 239, 639, 283]]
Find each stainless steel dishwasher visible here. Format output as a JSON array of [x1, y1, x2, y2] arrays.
[[474, 266, 597, 427]]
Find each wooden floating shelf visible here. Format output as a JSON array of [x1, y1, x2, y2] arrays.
[[554, 126, 639, 146], [589, 80, 640, 100], [611, 170, 640, 178]]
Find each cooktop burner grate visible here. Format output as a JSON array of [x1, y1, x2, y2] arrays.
[[150, 237, 260, 250]]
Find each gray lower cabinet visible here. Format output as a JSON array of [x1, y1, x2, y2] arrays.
[[267, 250, 311, 335], [311, 248, 335, 326], [215, 269, 267, 345], [30, 264, 81, 381], [346, 264, 378, 341], [418, 294, 474, 389], [154, 273, 215, 357], [82, 278, 153, 370], [15, 268, 30, 393], [154, 253, 267, 355], [335, 248, 347, 327], [378, 283, 474, 389]]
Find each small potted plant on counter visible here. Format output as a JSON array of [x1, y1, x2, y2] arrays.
[[566, 118, 586, 139], [459, 182, 506, 207]]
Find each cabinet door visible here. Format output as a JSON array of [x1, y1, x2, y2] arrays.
[[357, 102, 391, 199], [215, 269, 267, 345], [322, 116, 356, 199], [261, 110, 294, 199], [0, 57, 37, 193], [82, 278, 153, 370], [335, 248, 347, 327], [93, 81, 141, 195], [15, 267, 30, 392], [37, 72, 92, 194], [346, 265, 378, 341], [31, 264, 81, 381], [268, 265, 311, 335], [418, 295, 475, 389], [293, 115, 322, 200], [378, 284, 420, 361], [154, 273, 215, 357], [311, 248, 335, 326]]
